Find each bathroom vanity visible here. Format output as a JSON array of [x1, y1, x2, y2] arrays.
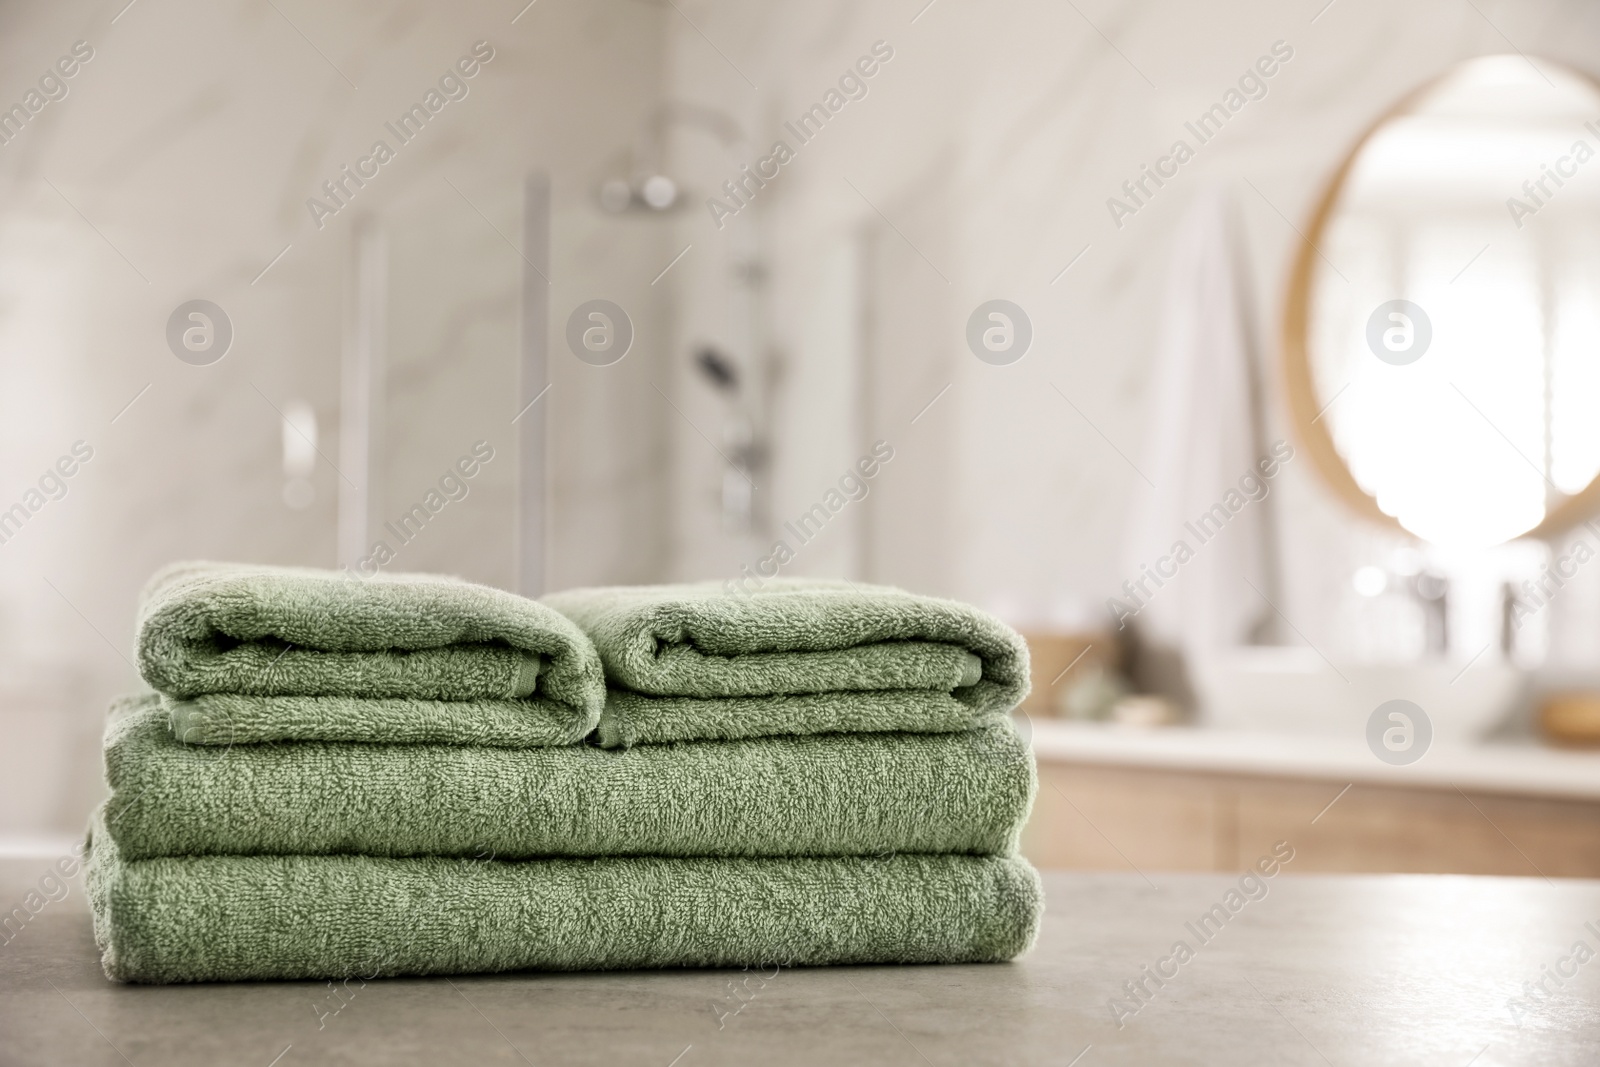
[[1024, 720, 1600, 878]]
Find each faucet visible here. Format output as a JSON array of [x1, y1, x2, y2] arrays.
[[1411, 571, 1449, 656]]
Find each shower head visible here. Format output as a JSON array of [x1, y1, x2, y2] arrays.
[[596, 103, 743, 215], [599, 173, 679, 213]]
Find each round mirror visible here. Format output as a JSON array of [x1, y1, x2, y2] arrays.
[[1285, 56, 1600, 549]]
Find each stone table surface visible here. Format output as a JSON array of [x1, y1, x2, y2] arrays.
[[3, 862, 1599, 1065]]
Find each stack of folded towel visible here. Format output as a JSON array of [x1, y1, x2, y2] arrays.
[[87, 564, 1042, 983]]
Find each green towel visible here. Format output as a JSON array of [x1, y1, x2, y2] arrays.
[[104, 695, 1035, 861], [544, 580, 1029, 745], [136, 561, 605, 744], [164, 693, 584, 747], [599, 688, 996, 748], [86, 816, 1044, 983]]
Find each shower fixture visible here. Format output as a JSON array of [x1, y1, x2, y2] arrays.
[[696, 343, 773, 537]]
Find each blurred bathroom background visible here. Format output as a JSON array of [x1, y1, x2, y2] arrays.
[[5, 0, 1600, 874]]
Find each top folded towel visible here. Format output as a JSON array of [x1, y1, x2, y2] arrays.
[[136, 562, 605, 737], [544, 578, 1029, 710]]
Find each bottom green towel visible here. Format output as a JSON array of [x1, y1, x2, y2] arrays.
[[87, 824, 1043, 983]]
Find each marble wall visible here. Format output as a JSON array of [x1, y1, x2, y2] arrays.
[[0, 0, 673, 839]]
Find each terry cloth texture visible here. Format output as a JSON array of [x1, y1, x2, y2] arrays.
[[163, 693, 582, 748], [136, 561, 604, 744], [543, 579, 1030, 745], [598, 688, 997, 748], [104, 695, 1036, 862], [86, 816, 1044, 984]]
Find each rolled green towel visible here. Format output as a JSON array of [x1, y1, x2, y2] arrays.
[[544, 579, 1029, 745], [86, 816, 1044, 983], [136, 562, 605, 744], [103, 695, 1035, 861]]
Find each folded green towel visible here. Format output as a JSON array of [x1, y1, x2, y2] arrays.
[[599, 688, 995, 748], [544, 580, 1029, 744], [164, 692, 584, 747], [105, 695, 1035, 861], [136, 562, 605, 743], [86, 816, 1044, 983]]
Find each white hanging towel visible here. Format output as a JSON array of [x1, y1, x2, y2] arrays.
[[1119, 183, 1279, 678]]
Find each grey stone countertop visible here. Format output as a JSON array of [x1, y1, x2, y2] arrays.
[[3, 863, 1599, 1065]]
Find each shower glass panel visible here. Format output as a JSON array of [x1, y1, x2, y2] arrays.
[[351, 178, 538, 593]]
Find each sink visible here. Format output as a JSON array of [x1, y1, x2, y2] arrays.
[[1192, 647, 1525, 743]]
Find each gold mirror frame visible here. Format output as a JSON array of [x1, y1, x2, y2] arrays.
[[1281, 59, 1600, 545]]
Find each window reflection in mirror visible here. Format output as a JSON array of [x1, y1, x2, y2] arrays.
[[1307, 56, 1600, 549]]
